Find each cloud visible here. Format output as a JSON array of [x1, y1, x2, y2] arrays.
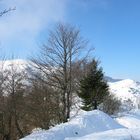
[[0, 0, 67, 41]]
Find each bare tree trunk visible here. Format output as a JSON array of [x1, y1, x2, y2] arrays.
[[7, 115, 12, 140], [15, 115, 24, 138], [66, 47, 72, 121], [94, 100, 97, 110]]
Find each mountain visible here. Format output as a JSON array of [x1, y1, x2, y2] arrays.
[[105, 76, 122, 82], [0, 59, 29, 71], [109, 79, 140, 111]]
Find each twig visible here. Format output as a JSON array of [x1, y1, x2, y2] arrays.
[[0, 7, 16, 17]]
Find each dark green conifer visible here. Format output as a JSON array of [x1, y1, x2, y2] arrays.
[[78, 59, 109, 111]]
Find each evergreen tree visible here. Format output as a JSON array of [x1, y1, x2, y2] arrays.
[[78, 59, 109, 111]]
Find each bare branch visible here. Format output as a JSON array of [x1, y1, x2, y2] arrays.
[[0, 7, 16, 17]]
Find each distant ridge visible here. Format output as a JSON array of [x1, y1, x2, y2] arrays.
[[105, 76, 122, 83]]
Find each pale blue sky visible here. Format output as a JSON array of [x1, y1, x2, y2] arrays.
[[0, 0, 140, 80]]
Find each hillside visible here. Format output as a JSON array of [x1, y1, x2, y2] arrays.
[[1, 60, 140, 111], [20, 109, 140, 140], [0, 59, 29, 70], [109, 79, 140, 111], [20, 76, 140, 139], [1, 60, 140, 140], [20, 110, 124, 140]]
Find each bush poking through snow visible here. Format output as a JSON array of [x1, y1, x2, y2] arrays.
[[102, 94, 121, 115]]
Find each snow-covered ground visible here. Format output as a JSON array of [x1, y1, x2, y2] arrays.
[[116, 109, 140, 128], [20, 110, 124, 140], [21, 109, 140, 140], [66, 128, 140, 140]]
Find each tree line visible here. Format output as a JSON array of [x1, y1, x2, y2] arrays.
[[0, 23, 120, 140]]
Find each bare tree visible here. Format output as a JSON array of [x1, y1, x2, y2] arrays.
[[1, 61, 27, 140], [31, 23, 90, 122], [26, 75, 61, 129], [0, 58, 7, 140]]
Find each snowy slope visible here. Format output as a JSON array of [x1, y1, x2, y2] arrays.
[[0, 59, 29, 70], [109, 79, 140, 110], [109, 79, 140, 99], [116, 109, 140, 128], [20, 109, 140, 140], [20, 110, 124, 140], [66, 128, 140, 140]]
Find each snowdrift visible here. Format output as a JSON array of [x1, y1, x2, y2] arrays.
[[68, 110, 140, 140], [20, 110, 124, 140], [66, 128, 140, 140], [116, 109, 140, 128]]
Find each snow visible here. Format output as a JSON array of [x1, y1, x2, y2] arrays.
[[116, 110, 140, 128], [20, 110, 124, 140], [0, 59, 29, 70], [109, 79, 140, 110], [21, 109, 140, 140], [109, 79, 140, 99], [66, 128, 140, 140], [68, 110, 140, 140]]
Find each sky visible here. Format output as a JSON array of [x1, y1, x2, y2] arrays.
[[0, 0, 140, 81]]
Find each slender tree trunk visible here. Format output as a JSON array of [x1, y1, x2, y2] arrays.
[[7, 115, 12, 140], [63, 47, 68, 122], [66, 92, 70, 121], [62, 91, 67, 122], [3, 134, 10, 140], [15, 114, 24, 138], [66, 48, 72, 121], [94, 100, 97, 110]]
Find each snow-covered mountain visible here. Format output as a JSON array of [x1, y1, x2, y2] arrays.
[[109, 79, 140, 111], [0, 59, 29, 71]]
